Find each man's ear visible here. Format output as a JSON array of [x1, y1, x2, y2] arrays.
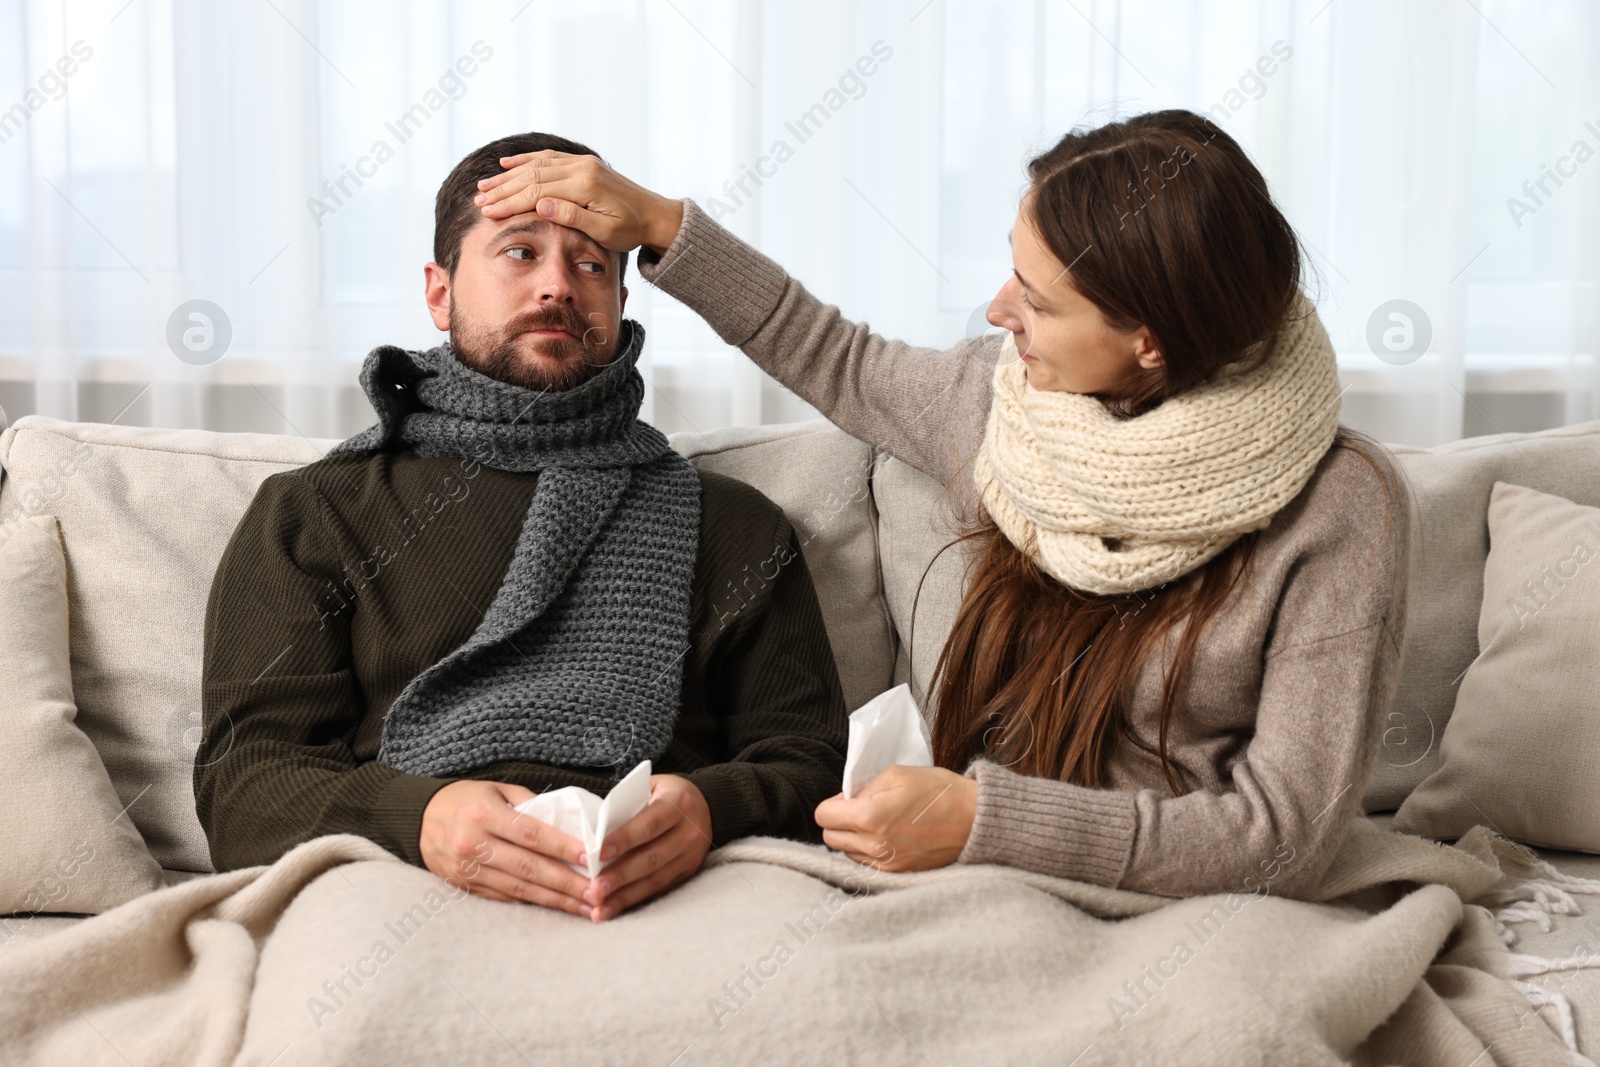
[[619, 285, 628, 317], [424, 262, 452, 332]]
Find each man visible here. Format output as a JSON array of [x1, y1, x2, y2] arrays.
[[195, 132, 848, 924]]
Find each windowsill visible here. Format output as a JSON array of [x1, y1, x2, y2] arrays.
[[1337, 352, 1596, 394]]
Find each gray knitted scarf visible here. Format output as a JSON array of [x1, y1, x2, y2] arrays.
[[328, 319, 701, 779]]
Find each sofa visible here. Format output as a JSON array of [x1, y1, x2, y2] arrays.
[[3, 409, 1600, 1057]]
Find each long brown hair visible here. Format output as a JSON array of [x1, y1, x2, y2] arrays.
[[929, 110, 1366, 796]]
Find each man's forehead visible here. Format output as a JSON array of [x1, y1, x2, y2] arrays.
[[472, 213, 608, 256]]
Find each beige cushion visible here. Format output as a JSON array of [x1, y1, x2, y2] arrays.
[[1370, 421, 1600, 810], [0, 415, 895, 873], [0, 417, 335, 872], [873, 455, 969, 711], [0, 514, 163, 913], [1392, 482, 1600, 850], [671, 421, 896, 713]]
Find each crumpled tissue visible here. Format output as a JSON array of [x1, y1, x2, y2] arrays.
[[512, 759, 653, 878], [841, 684, 934, 799]]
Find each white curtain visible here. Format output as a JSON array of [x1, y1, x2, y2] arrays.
[[2, 0, 1595, 448]]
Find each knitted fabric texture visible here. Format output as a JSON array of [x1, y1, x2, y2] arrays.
[[974, 291, 1342, 595], [326, 319, 702, 778]]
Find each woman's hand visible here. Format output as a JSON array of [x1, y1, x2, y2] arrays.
[[814, 765, 978, 872], [474, 150, 684, 255]]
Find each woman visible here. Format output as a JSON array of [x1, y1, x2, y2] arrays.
[[472, 109, 1408, 902]]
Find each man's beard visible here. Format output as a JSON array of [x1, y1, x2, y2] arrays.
[[450, 304, 611, 392]]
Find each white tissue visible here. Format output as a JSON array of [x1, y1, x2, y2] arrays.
[[512, 759, 653, 878], [841, 684, 934, 799]]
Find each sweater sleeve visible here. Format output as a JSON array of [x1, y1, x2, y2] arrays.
[[956, 452, 1412, 902], [683, 514, 850, 847], [195, 472, 457, 871], [636, 198, 999, 486]]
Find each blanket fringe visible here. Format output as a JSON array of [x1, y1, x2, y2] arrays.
[[1481, 851, 1600, 1065], [1506, 980, 1597, 1067], [1483, 859, 1600, 945]]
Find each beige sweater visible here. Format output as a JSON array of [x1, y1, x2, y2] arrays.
[[637, 198, 1411, 901]]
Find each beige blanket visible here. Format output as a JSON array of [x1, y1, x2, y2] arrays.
[[0, 817, 1592, 1066]]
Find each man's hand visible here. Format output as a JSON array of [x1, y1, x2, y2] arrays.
[[814, 765, 977, 872], [472, 150, 684, 255], [419, 779, 593, 918], [582, 774, 713, 922]]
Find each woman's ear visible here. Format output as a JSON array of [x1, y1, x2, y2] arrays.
[[1132, 328, 1164, 371]]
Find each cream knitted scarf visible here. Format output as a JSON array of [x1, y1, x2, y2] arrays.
[[974, 292, 1342, 596]]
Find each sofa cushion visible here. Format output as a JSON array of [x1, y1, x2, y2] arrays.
[[670, 421, 895, 714], [0, 417, 337, 872], [0, 513, 164, 913], [1370, 420, 1600, 810], [1392, 482, 1600, 850], [0, 415, 893, 873], [873, 455, 970, 708], [0, 915, 82, 957]]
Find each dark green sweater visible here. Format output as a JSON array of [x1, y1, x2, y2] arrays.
[[196, 444, 848, 872]]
